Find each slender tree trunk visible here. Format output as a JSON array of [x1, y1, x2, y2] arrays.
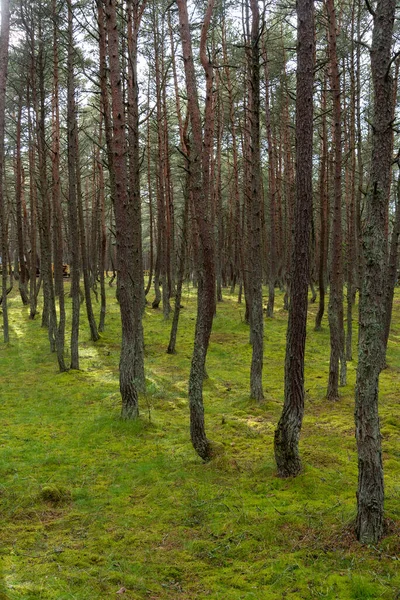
[[75, 124, 100, 342], [222, 21, 241, 295], [167, 187, 189, 355], [35, 20, 59, 356], [274, 0, 315, 477], [97, 134, 107, 332], [248, 0, 264, 401], [345, 4, 357, 361], [281, 43, 295, 311], [326, 0, 346, 399], [27, 90, 38, 320], [144, 87, 154, 299], [15, 97, 29, 306], [103, 0, 141, 418], [152, 9, 167, 313], [215, 86, 223, 304], [51, 0, 67, 371], [355, 0, 395, 544], [382, 171, 400, 356], [67, 0, 81, 369], [262, 42, 277, 318], [177, 0, 216, 461], [315, 77, 328, 331], [0, 0, 10, 342], [126, 0, 145, 388]]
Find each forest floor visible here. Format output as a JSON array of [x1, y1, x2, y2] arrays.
[[0, 283, 399, 599]]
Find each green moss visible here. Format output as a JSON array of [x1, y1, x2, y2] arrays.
[[39, 486, 72, 505], [0, 286, 399, 598]]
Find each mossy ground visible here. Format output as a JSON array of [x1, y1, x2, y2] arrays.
[[0, 283, 399, 599]]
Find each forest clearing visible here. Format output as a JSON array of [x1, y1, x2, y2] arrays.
[[0, 285, 399, 599]]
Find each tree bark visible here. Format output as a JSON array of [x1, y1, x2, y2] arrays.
[[248, 0, 264, 401], [67, 0, 81, 370], [177, 0, 216, 461], [51, 0, 67, 371], [315, 77, 328, 331], [103, 0, 141, 418], [15, 97, 29, 306], [355, 0, 395, 544], [326, 0, 346, 400], [126, 0, 146, 388], [0, 0, 10, 343], [262, 42, 277, 319], [382, 172, 400, 355], [274, 0, 315, 477]]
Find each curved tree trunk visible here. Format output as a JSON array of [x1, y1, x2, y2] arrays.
[[177, 0, 216, 461]]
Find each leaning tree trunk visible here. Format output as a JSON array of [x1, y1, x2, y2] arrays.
[[177, 0, 216, 461], [355, 0, 395, 544], [274, 0, 314, 477]]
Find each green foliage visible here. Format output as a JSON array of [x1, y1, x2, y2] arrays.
[[0, 285, 399, 598]]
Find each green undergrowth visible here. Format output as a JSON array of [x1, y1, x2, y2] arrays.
[[0, 283, 399, 599]]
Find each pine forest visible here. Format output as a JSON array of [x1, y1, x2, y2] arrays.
[[0, 0, 400, 597]]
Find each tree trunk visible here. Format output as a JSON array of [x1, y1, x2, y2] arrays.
[[177, 0, 216, 461], [0, 0, 10, 342], [167, 186, 189, 355], [315, 77, 328, 331], [51, 0, 67, 371], [274, 0, 315, 477], [382, 172, 400, 356], [355, 0, 395, 544], [15, 97, 29, 306], [326, 0, 346, 400], [126, 0, 146, 388], [75, 128, 100, 343], [103, 0, 141, 418], [248, 0, 264, 401], [67, 0, 81, 369], [96, 121, 107, 332], [262, 42, 277, 319]]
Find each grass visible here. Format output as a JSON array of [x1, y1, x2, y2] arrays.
[[0, 282, 399, 599]]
